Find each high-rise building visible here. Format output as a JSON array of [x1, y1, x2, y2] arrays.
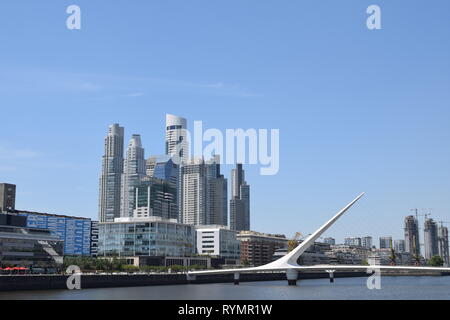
[[438, 225, 449, 267], [99, 124, 124, 222], [120, 134, 146, 218], [379, 236, 393, 249], [0, 183, 16, 213], [206, 156, 228, 226], [146, 155, 179, 186], [165, 114, 188, 165], [230, 164, 250, 231], [323, 237, 336, 245], [180, 159, 208, 225], [237, 231, 288, 267], [404, 215, 421, 256], [394, 240, 406, 253], [424, 218, 439, 260], [133, 177, 178, 221], [362, 236, 373, 249]]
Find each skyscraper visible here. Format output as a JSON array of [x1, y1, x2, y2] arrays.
[[206, 156, 228, 226], [379, 236, 392, 249], [99, 124, 124, 222], [230, 163, 250, 231], [424, 218, 439, 260], [133, 176, 178, 221], [438, 225, 449, 267], [146, 155, 179, 186], [165, 114, 188, 165], [181, 158, 208, 225], [120, 134, 146, 218], [404, 215, 421, 256]]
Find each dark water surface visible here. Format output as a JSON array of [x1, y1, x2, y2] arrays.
[[1, 276, 449, 300]]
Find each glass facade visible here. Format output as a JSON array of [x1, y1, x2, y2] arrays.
[[98, 220, 195, 257], [18, 212, 92, 256]]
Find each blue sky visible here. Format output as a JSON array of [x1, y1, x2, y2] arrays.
[[0, 1, 449, 245]]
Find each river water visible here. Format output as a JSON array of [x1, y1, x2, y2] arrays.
[[1, 276, 449, 300]]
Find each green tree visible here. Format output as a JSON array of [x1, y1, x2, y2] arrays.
[[428, 255, 444, 267]]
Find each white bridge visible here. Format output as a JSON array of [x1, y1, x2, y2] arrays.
[[187, 193, 450, 285]]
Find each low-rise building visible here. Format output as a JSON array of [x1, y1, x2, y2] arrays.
[[195, 225, 240, 265], [0, 213, 63, 268], [237, 231, 288, 267], [325, 244, 371, 265]]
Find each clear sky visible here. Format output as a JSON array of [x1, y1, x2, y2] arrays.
[[1, 1, 449, 245]]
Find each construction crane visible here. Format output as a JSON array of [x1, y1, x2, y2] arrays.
[[287, 232, 305, 253]]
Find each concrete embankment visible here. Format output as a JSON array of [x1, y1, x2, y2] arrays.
[[0, 270, 448, 291]]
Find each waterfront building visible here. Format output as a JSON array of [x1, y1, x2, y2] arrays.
[[99, 124, 125, 222], [237, 231, 287, 267], [165, 114, 188, 164], [379, 236, 393, 249], [438, 226, 449, 267], [195, 225, 240, 264], [323, 237, 335, 245], [180, 159, 208, 225], [404, 215, 421, 256], [133, 177, 178, 221], [424, 218, 439, 260], [368, 248, 412, 266], [120, 134, 146, 218], [230, 164, 250, 231], [0, 213, 63, 268], [98, 217, 196, 258], [0, 183, 16, 213], [394, 240, 406, 253], [361, 236, 373, 249], [272, 242, 331, 266], [18, 211, 92, 256]]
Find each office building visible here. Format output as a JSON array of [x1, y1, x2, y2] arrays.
[[323, 237, 336, 245], [0, 183, 16, 213], [120, 134, 146, 218], [237, 231, 288, 267], [98, 217, 196, 258], [0, 213, 63, 268], [133, 177, 178, 221], [230, 164, 250, 231], [206, 156, 228, 226], [180, 159, 208, 225], [424, 218, 439, 260], [394, 240, 406, 253], [18, 211, 92, 256], [195, 225, 240, 264], [438, 225, 449, 267], [165, 114, 188, 164], [146, 155, 179, 186], [405, 215, 421, 256], [379, 236, 393, 249], [99, 124, 124, 222], [362, 236, 373, 249]]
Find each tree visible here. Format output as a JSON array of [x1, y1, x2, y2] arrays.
[[428, 255, 444, 267]]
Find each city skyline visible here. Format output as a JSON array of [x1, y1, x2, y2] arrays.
[[1, 1, 450, 244]]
